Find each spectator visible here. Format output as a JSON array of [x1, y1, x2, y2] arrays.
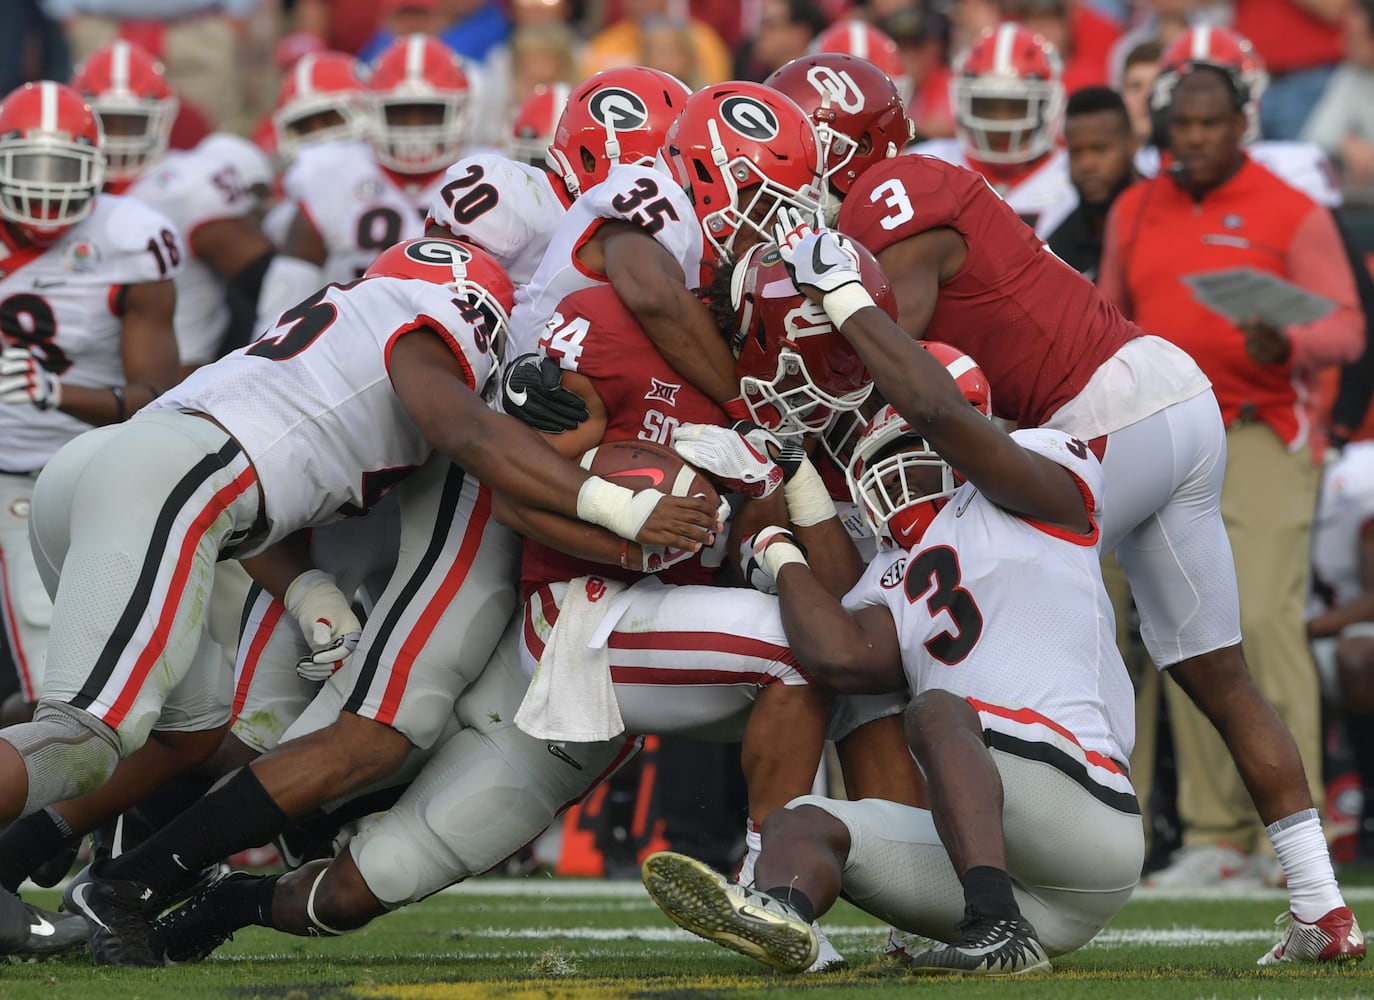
[[358, 0, 511, 66], [1302, 0, 1374, 202], [1235, 0, 1347, 141], [733, 0, 827, 81], [1000, 0, 1121, 93], [358, 0, 445, 61], [509, 22, 579, 110], [1099, 63, 1365, 887], [582, 0, 731, 83], [45, 0, 255, 128], [641, 17, 703, 88], [289, 0, 384, 56], [2, 0, 70, 93], [1107, 0, 1226, 88], [874, 4, 956, 140], [511, 0, 573, 29], [1120, 39, 1162, 146], [1048, 86, 1138, 279]]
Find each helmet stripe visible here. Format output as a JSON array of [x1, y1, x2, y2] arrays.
[[112, 39, 131, 93], [1192, 25, 1211, 59], [944, 353, 978, 379], [993, 23, 1017, 76], [39, 81, 57, 133], [847, 21, 868, 59], [296, 53, 316, 96], [405, 33, 425, 81]]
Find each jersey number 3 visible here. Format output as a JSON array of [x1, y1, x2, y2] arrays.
[[904, 545, 983, 665]]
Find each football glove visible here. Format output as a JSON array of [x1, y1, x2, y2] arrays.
[[0, 348, 61, 411], [771, 207, 875, 327], [670, 422, 783, 499], [502, 352, 588, 433], [740, 525, 809, 594], [284, 570, 363, 681]]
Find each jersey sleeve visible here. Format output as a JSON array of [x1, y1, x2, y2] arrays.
[[836, 155, 964, 256], [94, 194, 186, 285], [583, 164, 704, 290], [373, 277, 497, 394], [281, 140, 352, 247], [537, 284, 632, 379], [130, 146, 254, 242], [842, 547, 908, 614], [1008, 426, 1105, 524]]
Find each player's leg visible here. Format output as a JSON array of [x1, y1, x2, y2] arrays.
[[0, 471, 49, 715]]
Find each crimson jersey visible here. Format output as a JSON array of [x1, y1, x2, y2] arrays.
[[522, 283, 727, 590], [837, 155, 1141, 427]]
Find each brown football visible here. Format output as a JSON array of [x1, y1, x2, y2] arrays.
[[579, 439, 720, 508]]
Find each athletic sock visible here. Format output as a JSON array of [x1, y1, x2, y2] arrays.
[[737, 819, 762, 885], [961, 865, 1020, 924], [0, 807, 76, 892], [102, 767, 289, 903], [214, 872, 282, 931], [1267, 809, 1345, 921], [762, 885, 816, 924]]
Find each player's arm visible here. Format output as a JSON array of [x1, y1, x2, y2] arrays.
[[873, 227, 967, 342], [254, 208, 327, 332], [600, 223, 740, 407], [389, 328, 718, 548]]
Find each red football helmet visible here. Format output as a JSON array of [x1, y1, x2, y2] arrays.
[[765, 53, 913, 219], [366, 237, 516, 358], [847, 342, 993, 548], [508, 82, 571, 169], [70, 41, 177, 184], [0, 81, 106, 245], [660, 82, 823, 261], [1153, 26, 1268, 143], [547, 68, 691, 199], [368, 34, 471, 175], [812, 21, 913, 110], [273, 51, 369, 163], [951, 23, 1064, 166], [729, 239, 893, 437]]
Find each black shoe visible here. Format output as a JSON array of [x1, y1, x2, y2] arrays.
[[151, 870, 255, 964], [61, 862, 161, 967], [29, 840, 81, 888], [9, 902, 89, 958], [908, 915, 1051, 976]]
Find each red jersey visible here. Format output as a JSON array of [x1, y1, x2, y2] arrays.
[[522, 284, 729, 589], [836, 154, 1140, 426]]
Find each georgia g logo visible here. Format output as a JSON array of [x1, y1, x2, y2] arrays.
[[589, 88, 650, 131], [805, 66, 864, 114], [404, 239, 472, 268], [719, 96, 780, 140]]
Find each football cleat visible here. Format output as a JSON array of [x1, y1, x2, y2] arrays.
[[1256, 907, 1366, 965], [807, 921, 847, 972], [1142, 842, 1253, 888], [884, 926, 939, 964], [641, 851, 819, 973], [0, 885, 88, 957], [61, 862, 162, 967], [907, 914, 1051, 976], [152, 870, 257, 964]]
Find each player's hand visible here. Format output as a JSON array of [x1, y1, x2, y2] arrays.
[[0, 348, 62, 410], [501, 352, 589, 432], [670, 422, 783, 499], [1239, 317, 1291, 366], [739, 524, 809, 594], [285, 569, 362, 681], [771, 208, 864, 299], [633, 492, 722, 550]]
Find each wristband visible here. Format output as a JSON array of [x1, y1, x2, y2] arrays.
[[822, 284, 877, 330], [783, 456, 837, 527], [761, 539, 808, 578]]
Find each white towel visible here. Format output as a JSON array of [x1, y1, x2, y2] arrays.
[[515, 575, 629, 742]]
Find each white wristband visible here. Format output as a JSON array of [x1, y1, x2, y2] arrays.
[[784, 457, 837, 527], [762, 539, 808, 578], [576, 476, 662, 540], [822, 284, 876, 330]]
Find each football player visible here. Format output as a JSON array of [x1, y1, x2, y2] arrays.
[[506, 83, 571, 168]]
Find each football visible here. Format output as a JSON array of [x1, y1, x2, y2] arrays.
[[580, 439, 720, 509]]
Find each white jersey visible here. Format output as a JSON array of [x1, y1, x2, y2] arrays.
[[129, 139, 261, 366], [0, 195, 180, 471], [507, 163, 701, 362], [284, 139, 442, 284], [1135, 140, 1342, 207], [1311, 441, 1374, 612], [147, 275, 494, 553], [911, 138, 1077, 240], [844, 427, 1135, 776]]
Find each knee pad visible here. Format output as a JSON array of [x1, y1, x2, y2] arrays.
[[0, 699, 120, 816]]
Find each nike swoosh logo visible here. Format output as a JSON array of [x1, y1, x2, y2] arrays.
[[607, 467, 666, 487], [506, 385, 527, 407], [811, 239, 834, 275], [956, 488, 978, 516], [70, 884, 109, 931], [172, 854, 188, 870], [32, 279, 65, 289], [957, 936, 1015, 957], [28, 914, 55, 936], [547, 744, 583, 770]]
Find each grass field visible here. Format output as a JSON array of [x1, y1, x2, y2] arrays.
[[4, 880, 1374, 999]]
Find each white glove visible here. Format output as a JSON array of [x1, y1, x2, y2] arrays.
[[771, 207, 875, 328], [284, 569, 362, 681], [739, 525, 809, 594], [670, 422, 783, 499], [0, 348, 61, 410]]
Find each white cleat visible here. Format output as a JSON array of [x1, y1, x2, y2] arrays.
[[1256, 907, 1366, 965]]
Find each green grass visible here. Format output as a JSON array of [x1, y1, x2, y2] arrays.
[[3, 882, 1374, 999]]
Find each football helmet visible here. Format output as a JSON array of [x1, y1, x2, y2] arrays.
[[848, 342, 992, 548], [508, 82, 571, 168], [660, 81, 823, 260], [729, 239, 893, 437], [1153, 26, 1268, 143], [812, 21, 913, 110], [366, 237, 515, 357], [273, 50, 369, 163], [70, 41, 177, 184], [765, 53, 913, 216], [546, 68, 691, 200], [950, 23, 1064, 166], [0, 81, 106, 245], [368, 34, 470, 175]]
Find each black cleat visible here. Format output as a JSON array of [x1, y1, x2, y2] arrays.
[[907, 915, 1051, 976], [62, 863, 161, 967], [10, 902, 89, 958], [152, 870, 256, 964], [29, 840, 81, 888]]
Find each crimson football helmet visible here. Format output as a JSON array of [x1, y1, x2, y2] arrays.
[[273, 50, 369, 163], [847, 342, 992, 548], [546, 68, 691, 200], [0, 81, 106, 245], [508, 82, 571, 168], [765, 53, 913, 220], [660, 82, 823, 261], [368, 34, 470, 175], [950, 23, 1064, 166], [812, 20, 913, 110], [367, 237, 516, 358], [728, 239, 893, 437], [70, 41, 177, 184], [1153, 26, 1268, 143]]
